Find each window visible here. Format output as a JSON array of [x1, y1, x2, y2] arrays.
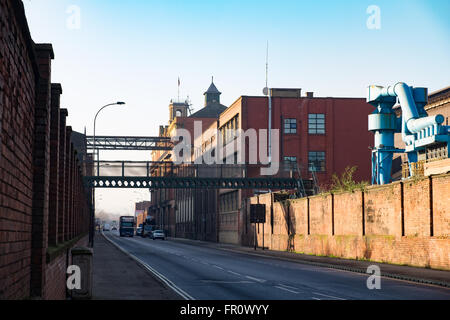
[[308, 151, 326, 172], [308, 114, 325, 134], [175, 110, 182, 117], [283, 156, 297, 171], [284, 118, 297, 134]]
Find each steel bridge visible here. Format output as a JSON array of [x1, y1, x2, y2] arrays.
[[83, 161, 313, 192], [83, 135, 313, 193], [86, 136, 173, 151]]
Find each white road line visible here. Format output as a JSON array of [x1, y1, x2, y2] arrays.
[[227, 271, 242, 276], [312, 297, 321, 300], [312, 292, 346, 300], [274, 286, 299, 294], [201, 280, 253, 284], [245, 276, 266, 283], [213, 265, 224, 270], [278, 284, 299, 291], [102, 233, 195, 301]]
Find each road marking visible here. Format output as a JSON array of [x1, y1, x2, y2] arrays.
[[102, 233, 195, 300], [278, 284, 299, 291], [312, 297, 321, 300], [245, 276, 266, 283], [213, 265, 224, 270], [201, 280, 253, 284], [227, 271, 242, 276], [312, 292, 346, 300], [274, 286, 299, 294]]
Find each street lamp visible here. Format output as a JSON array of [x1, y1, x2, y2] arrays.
[[93, 102, 126, 174], [90, 101, 126, 247]]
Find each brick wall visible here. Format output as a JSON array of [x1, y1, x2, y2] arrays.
[[0, 0, 38, 299], [364, 182, 402, 237], [0, 0, 94, 300], [242, 174, 450, 270]]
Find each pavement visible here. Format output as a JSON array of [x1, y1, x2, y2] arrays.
[[101, 231, 450, 300], [92, 233, 181, 300], [166, 236, 450, 288]]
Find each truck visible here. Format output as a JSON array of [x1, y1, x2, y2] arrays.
[[119, 216, 135, 237]]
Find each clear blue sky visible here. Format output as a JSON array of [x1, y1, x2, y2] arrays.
[[23, 0, 450, 216]]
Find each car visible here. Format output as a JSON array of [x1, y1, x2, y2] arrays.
[[111, 226, 117, 231], [142, 225, 154, 238], [152, 230, 165, 240], [135, 227, 143, 236], [103, 224, 111, 231]]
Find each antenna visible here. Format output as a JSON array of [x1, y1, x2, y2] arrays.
[[265, 40, 269, 89], [263, 41, 269, 96]]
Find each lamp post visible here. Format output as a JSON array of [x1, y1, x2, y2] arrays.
[[90, 102, 126, 247]]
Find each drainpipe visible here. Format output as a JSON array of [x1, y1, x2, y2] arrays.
[[268, 91, 272, 163]]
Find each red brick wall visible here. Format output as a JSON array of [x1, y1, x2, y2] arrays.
[[0, 0, 94, 300], [309, 194, 333, 235], [432, 174, 450, 237], [403, 177, 432, 237], [242, 174, 450, 270], [290, 198, 308, 236], [0, 0, 38, 300], [334, 191, 363, 235], [43, 235, 88, 300], [364, 182, 402, 237]]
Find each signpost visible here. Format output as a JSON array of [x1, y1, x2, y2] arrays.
[[250, 204, 266, 251]]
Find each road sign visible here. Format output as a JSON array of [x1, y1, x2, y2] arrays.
[[250, 204, 266, 223]]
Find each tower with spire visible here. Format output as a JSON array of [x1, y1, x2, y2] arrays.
[[204, 77, 222, 107]]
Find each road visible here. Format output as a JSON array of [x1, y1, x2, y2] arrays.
[[103, 231, 450, 300]]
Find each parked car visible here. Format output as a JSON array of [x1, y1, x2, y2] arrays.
[[142, 225, 154, 238], [136, 227, 143, 236], [152, 230, 165, 240]]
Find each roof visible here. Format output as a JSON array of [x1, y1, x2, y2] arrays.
[[429, 86, 450, 97], [204, 82, 221, 95], [189, 102, 227, 118]]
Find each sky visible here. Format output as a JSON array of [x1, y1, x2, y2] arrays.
[[22, 0, 450, 217]]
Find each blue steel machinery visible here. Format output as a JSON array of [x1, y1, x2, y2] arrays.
[[367, 82, 450, 185]]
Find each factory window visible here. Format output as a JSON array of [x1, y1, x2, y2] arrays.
[[284, 118, 297, 134], [308, 114, 325, 134], [176, 110, 182, 117], [283, 156, 298, 171], [308, 151, 326, 172]]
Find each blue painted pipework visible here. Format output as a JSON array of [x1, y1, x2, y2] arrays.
[[367, 82, 450, 185]]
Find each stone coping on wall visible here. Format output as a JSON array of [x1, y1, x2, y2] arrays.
[[46, 233, 89, 263]]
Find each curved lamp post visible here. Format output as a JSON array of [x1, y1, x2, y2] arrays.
[[90, 101, 125, 247]]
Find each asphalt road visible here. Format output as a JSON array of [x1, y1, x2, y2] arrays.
[[103, 231, 450, 300]]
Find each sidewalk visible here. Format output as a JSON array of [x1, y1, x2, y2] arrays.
[[167, 236, 450, 288], [92, 233, 181, 300]]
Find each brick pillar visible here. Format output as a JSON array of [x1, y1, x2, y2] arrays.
[[64, 127, 72, 241], [58, 109, 68, 243], [70, 149, 75, 239], [75, 164, 80, 237], [48, 83, 62, 246], [30, 44, 54, 298]]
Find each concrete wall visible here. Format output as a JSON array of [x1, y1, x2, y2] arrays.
[[242, 174, 450, 270]]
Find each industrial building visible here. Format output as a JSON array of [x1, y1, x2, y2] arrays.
[[392, 86, 450, 180], [150, 81, 374, 244]]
